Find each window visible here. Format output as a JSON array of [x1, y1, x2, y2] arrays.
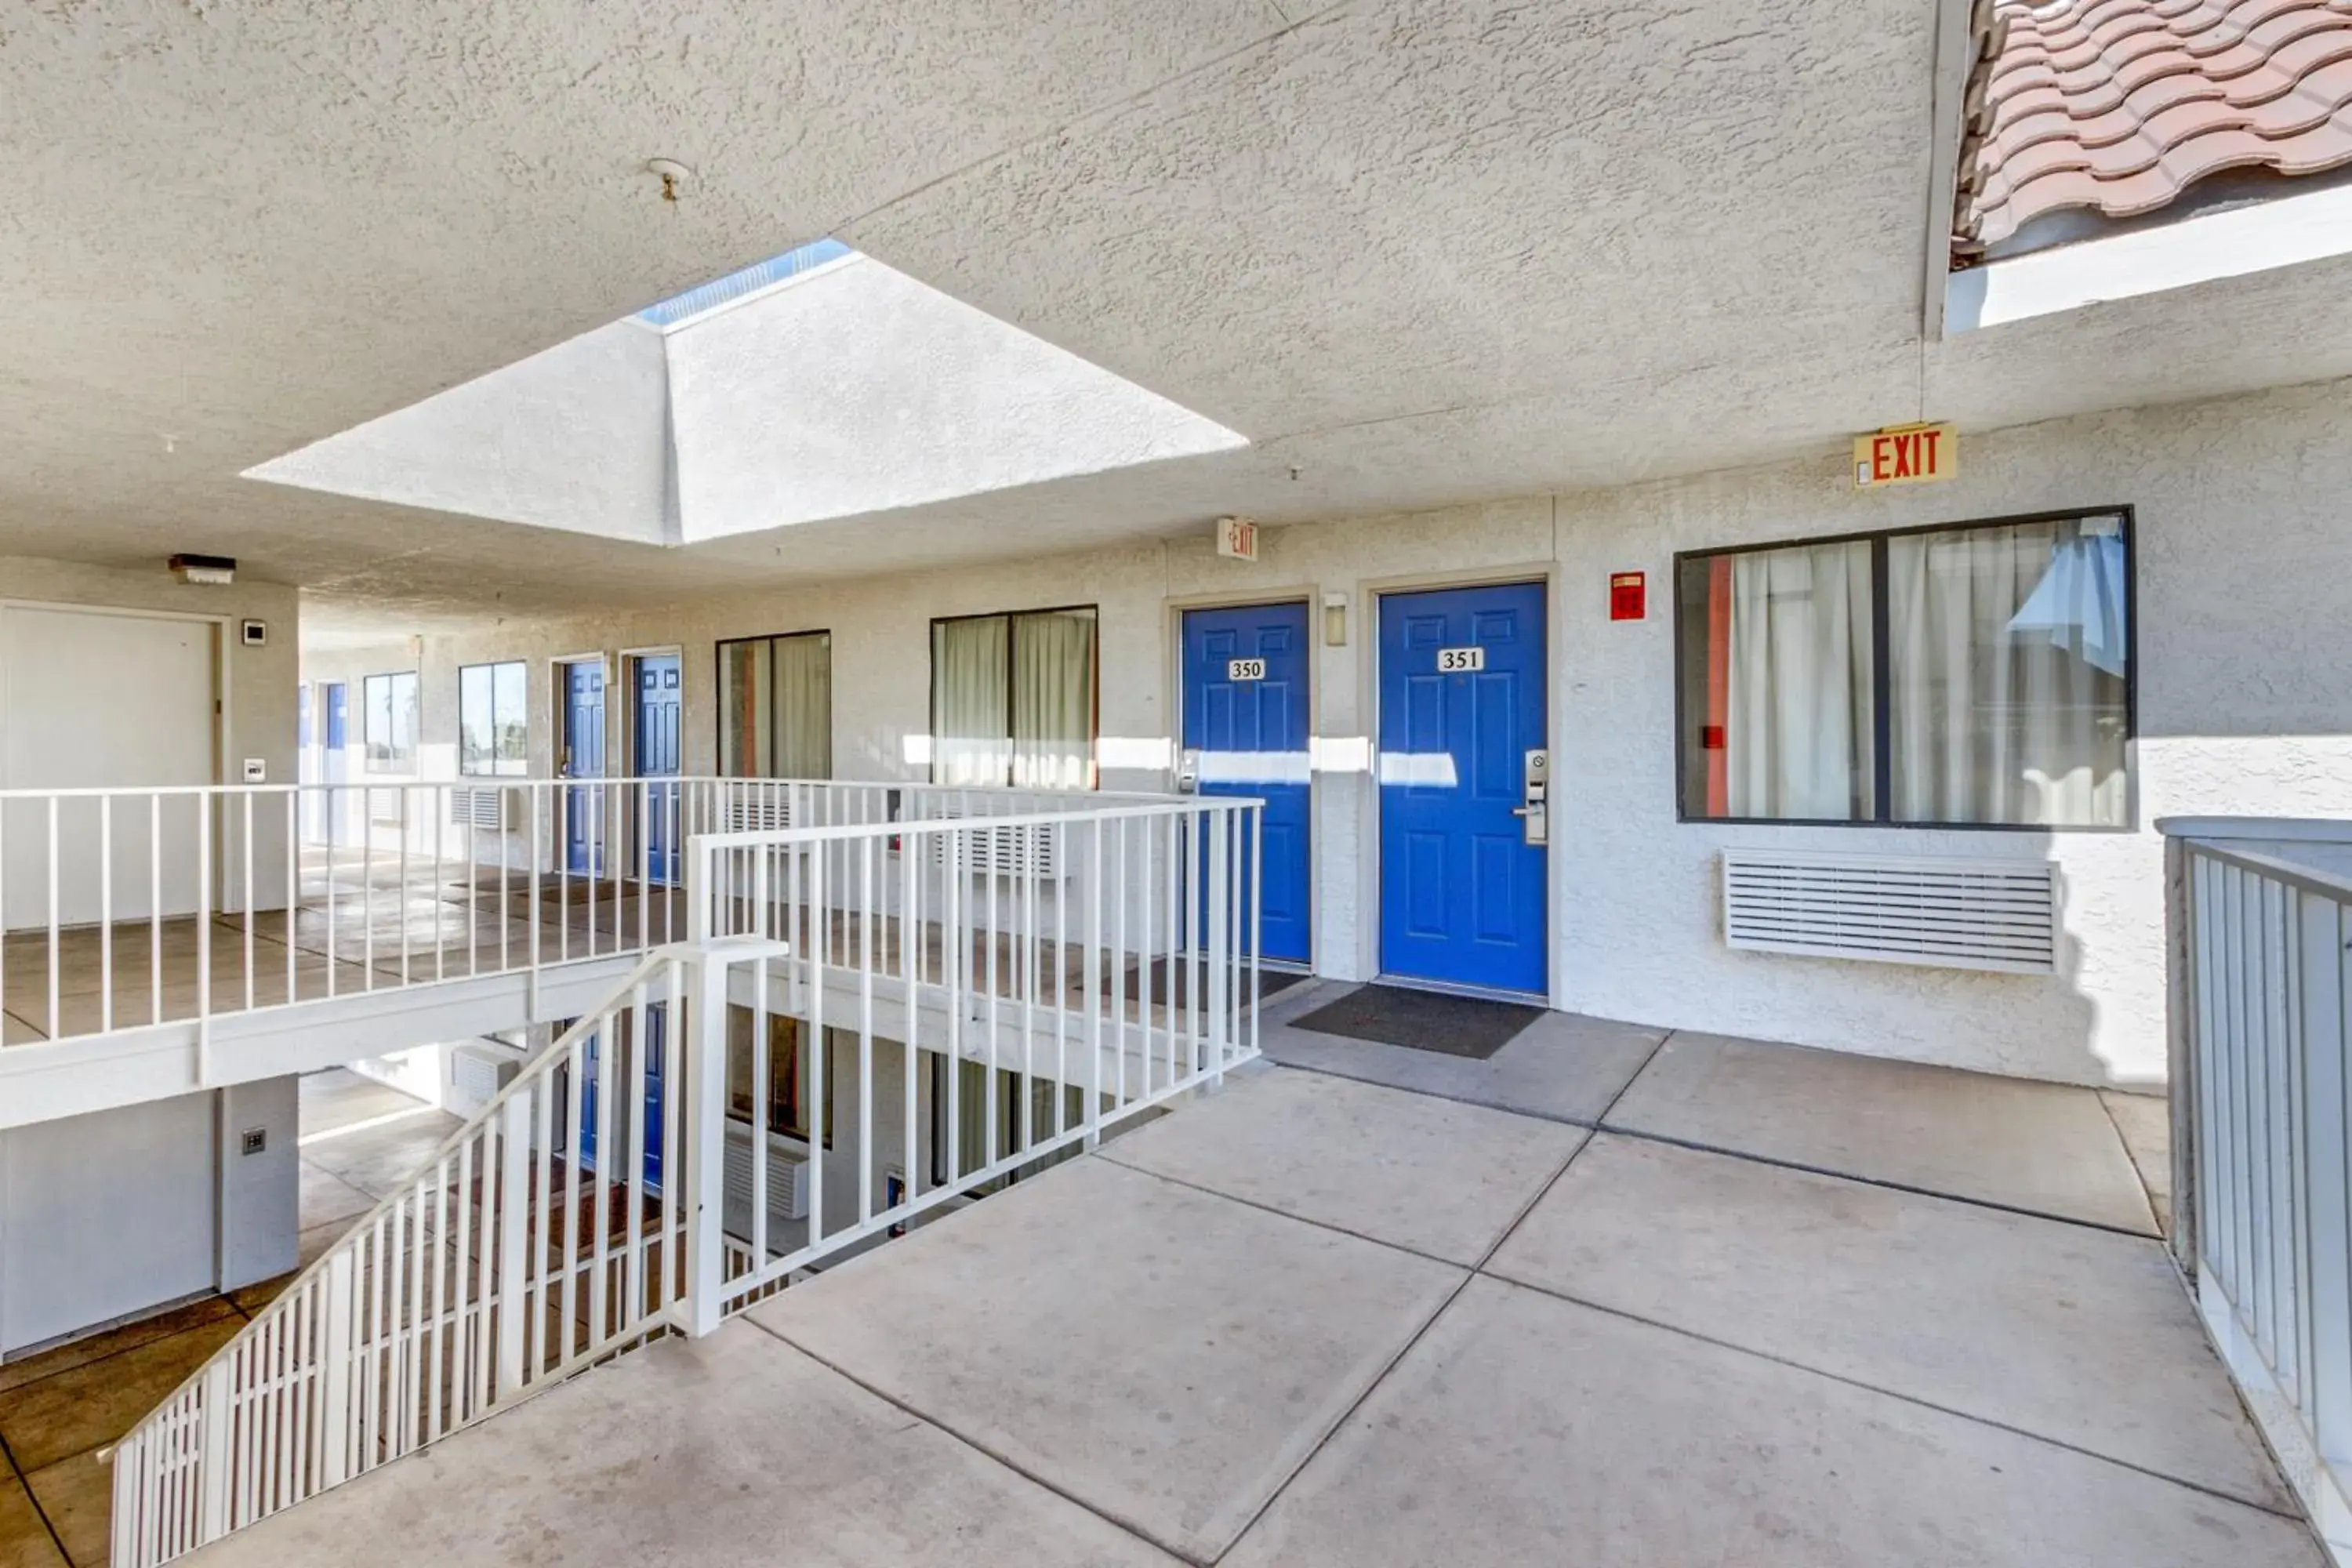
[[930, 607, 1098, 789], [717, 631, 831, 778], [1676, 510, 2132, 829], [361, 671, 419, 775], [927, 1057, 1086, 1189], [459, 661, 528, 776], [726, 1008, 833, 1148]]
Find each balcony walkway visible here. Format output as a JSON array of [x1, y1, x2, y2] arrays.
[[180, 989, 2317, 1568]]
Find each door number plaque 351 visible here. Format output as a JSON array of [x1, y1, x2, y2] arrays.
[[1436, 646, 1485, 673]]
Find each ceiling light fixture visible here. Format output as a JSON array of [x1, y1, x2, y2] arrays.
[[646, 158, 693, 204], [169, 553, 236, 586]]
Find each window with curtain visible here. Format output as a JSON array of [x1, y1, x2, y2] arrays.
[[717, 631, 832, 778], [725, 1007, 833, 1147], [929, 607, 1098, 789], [1677, 510, 2131, 828], [459, 661, 528, 776], [362, 671, 419, 775]]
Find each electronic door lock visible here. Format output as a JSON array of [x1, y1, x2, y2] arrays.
[[1519, 748, 1549, 846], [1174, 748, 1201, 795]]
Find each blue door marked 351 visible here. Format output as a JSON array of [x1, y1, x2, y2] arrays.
[[1183, 602, 1312, 966], [1377, 582, 1548, 996]]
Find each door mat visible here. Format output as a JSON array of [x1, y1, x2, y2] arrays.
[[1288, 983, 1542, 1059], [1112, 956, 1312, 1010]]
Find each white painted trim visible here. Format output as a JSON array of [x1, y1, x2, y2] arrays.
[[1948, 180, 2352, 332], [1921, 0, 1975, 342]]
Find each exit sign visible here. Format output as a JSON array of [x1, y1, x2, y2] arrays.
[[1216, 515, 1259, 561], [1854, 423, 1955, 488]]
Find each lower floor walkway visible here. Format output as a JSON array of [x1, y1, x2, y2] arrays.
[[185, 993, 2313, 1566]]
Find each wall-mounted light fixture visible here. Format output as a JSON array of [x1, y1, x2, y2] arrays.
[[1323, 590, 1349, 648], [169, 553, 236, 586]]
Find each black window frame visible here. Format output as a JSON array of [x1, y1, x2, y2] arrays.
[[713, 627, 833, 779], [926, 603, 1103, 789], [1671, 503, 2139, 833]]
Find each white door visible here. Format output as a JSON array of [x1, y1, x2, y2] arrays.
[[2, 606, 217, 930]]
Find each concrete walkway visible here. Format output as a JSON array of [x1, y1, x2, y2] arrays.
[[189, 1022, 2317, 1567]]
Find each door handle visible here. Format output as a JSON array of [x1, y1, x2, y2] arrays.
[[1511, 806, 1538, 816]]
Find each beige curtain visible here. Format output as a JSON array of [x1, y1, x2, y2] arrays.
[[931, 617, 1011, 786], [719, 642, 768, 777], [1010, 610, 1096, 790], [769, 633, 832, 779], [1889, 521, 2125, 826], [1726, 541, 1874, 819]]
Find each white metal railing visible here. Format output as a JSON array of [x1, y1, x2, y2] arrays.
[[108, 790, 1263, 1566], [2167, 817, 2352, 1563], [0, 777, 1178, 1047]]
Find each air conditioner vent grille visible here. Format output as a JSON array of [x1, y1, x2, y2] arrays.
[[1720, 851, 2057, 975]]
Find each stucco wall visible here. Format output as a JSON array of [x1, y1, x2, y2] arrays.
[[300, 376, 2352, 1089], [1, 555, 299, 793]]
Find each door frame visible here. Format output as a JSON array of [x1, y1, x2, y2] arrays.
[[1162, 594, 1317, 973], [1163, 586, 1321, 975], [1358, 562, 1562, 1006]]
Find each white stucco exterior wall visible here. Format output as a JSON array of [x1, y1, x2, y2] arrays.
[[303, 376, 2352, 1090]]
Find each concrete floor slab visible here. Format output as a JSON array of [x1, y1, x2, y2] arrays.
[[2103, 1089, 2173, 1231], [1224, 1276, 2322, 1568], [0, 1313, 243, 1472], [1490, 1134, 2289, 1510], [23, 1453, 109, 1568], [185, 1327, 1183, 1568], [1102, 1068, 1584, 1264], [1605, 1032, 2157, 1233], [0, 1479, 66, 1568], [1259, 989, 1664, 1126], [750, 1155, 1464, 1563], [296, 1109, 464, 1200]]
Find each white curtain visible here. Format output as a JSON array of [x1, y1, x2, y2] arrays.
[[932, 617, 1011, 786], [769, 633, 832, 779], [1726, 541, 1874, 819], [1889, 520, 2126, 826], [1010, 611, 1097, 790]]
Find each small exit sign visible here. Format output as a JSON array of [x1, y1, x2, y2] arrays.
[[1854, 423, 1955, 488], [1215, 515, 1259, 561], [1610, 572, 1645, 621]]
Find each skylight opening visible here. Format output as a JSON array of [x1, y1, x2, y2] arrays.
[[637, 238, 856, 329]]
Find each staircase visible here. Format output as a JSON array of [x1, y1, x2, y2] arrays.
[[107, 793, 1265, 1566]]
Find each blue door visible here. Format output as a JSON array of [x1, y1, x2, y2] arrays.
[[321, 683, 352, 846], [578, 1004, 666, 1188], [1183, 602, 1312, 966], [634, 655, 683, 885], [1377, 583, 1548, 995], [564, 662, 606, 877]]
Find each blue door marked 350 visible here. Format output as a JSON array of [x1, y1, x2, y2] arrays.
[[563, 662, 605, 877], [635, 655, 683, 885], [1377, 582, 1548, 995], [1183, 602, 1312, 966]]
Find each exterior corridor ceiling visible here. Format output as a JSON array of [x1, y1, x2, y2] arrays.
[[6, 0, 2352, 637]]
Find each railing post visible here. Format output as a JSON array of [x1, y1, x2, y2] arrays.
[[685, 949, 731, 1338], [195, 1360, 232, 1541], [496, 1094, 532, 1395], [318, 1249, 355, 1487], [2165, 833, 2199, 1272], [1207, 806, 1230, 1087]]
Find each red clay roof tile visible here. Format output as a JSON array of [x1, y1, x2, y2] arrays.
[[1958, 0, 2352, 252]]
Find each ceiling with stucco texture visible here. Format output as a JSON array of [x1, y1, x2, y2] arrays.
[[5, 0, 2352, 641]]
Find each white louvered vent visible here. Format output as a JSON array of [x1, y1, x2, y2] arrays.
[[1720, 851, 2057, 975], [927, 819, 1062, 880], [724, 1120, 811, 1225], [449, 786, 521, 830], [724, 795, 794, 832]]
